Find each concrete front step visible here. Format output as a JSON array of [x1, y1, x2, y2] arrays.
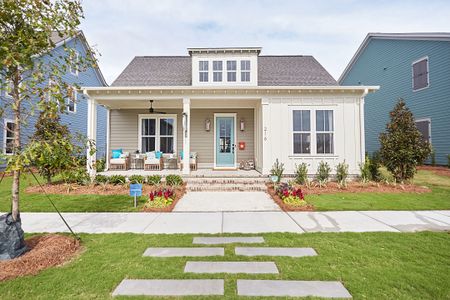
[[185, 178, 268, 184], [185, 261, 279, 274], [112, 279, 224, 296], [187, 185, 267, 192], [143, 247, 224, 257], [235, 247, 318, 257], [237, 280, 352, 298]]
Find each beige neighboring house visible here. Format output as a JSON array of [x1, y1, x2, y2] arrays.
[[83, 47, 378, 177]]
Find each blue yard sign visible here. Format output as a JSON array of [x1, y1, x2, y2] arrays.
[[129, 183, 142, 207]]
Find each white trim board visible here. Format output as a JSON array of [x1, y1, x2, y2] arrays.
[[138, 114, 178, 155]]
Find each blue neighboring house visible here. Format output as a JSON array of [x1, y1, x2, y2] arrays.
[[339, 33, 450, 165], [1, 30, 108, 163]]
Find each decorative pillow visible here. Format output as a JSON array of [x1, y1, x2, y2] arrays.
[[112, 149, 122, 159], [155, 151, 162, 159], [179, 151, 183, 160], [146, 151, 155, 159]]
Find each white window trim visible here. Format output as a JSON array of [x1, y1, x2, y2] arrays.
[[199, 60, 209, 82], [69, 51, 79, 76], [289, 107, 336, 157], [3, 119, 14, 155], [213, 113, 237, 169], [212, 60, 223, 82], [67, 85, 77, 113], [3, 79, 13, 99], [226, 60, 237, 82], [412, 56, 429, 92], [415, 117, 432, 144], [292, 110, 311, 155], [240, 60, 251, 82], [138, 114, 177, 154]]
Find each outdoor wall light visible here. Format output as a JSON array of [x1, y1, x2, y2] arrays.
[[240, 119, 245, 131], [205, 118, 211, 131], [182, 112, 188, 138]]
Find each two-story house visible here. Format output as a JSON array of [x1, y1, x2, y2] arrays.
[[83, 47, 377, 176], [339, 33, 450, 165], [1, 30, 108, 162]]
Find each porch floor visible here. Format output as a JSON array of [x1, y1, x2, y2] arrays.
[[99, 169, 264, 178]]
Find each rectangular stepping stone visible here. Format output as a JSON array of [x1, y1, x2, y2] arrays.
[[185, 261, 278, 274], [143, 247, 224, 257], [112, 279, 224, 296], [193, 236, 264, 244], [237, 280, 352, 298], [235, 247, 317, 257]]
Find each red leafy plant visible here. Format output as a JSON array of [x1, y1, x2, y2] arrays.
[[275, 182, 307, 207]]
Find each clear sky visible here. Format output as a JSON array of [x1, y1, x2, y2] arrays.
[[80, 0, 450, 84]]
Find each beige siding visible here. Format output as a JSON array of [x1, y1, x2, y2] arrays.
[[110, 108, 254, 167], [110, 109, 183, 155]]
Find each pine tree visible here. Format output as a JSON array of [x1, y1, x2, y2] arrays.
[[379, 99, 431, 182]]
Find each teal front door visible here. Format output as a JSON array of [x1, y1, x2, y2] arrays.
[[216, 116, 235, 167]]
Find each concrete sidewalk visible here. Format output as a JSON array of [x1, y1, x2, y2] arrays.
[[15, 210, 450, 234]]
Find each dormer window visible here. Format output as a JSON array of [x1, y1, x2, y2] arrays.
[[199, 61, 209, 82], [69, 51, 79, 76], [227, 60, 236, 82], [213, 61, 222, 82], [241, 60, 250, 82]]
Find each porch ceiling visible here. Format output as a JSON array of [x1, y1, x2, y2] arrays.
[[95, 98, 261, 109]]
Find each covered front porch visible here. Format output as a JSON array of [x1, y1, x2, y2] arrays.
[[83, 86, 264, 177]]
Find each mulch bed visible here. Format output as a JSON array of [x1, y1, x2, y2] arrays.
[[141, 184, 187, 212], [0, 234, 81, 282], [418, 165, 450, 177], [266, 183, 315, 212], [293, 181, 430, 195]]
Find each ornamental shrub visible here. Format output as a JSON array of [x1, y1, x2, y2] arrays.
[[95, 174, 109, 184], [431, 149, 436, 166], [270, 159, 284, 183], [379, 99, 431, 182], [165, 174, 183, 186], [335, 161, 349, 187], [316, 161, 331, 187], [95, 158, 106, 172], [129, 175, 145, 184], [369, 151, 382, 182], [147, 175, 162, 185], [294, 163, 308, 185], [109, 175, 126, 185], [359, 155, 371, 183]]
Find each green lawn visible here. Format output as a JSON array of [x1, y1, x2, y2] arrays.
[[0, 170, 449, 212], [309, 170, 450, 211], [0, 232, 449, 299]]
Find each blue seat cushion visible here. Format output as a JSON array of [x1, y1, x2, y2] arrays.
[[112, 149, 123, 159]]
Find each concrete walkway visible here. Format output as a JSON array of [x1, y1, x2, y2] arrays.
[[173, 192, 281, 212], [16, 210, 450, 234]]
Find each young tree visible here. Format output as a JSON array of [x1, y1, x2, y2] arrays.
[[0, 0, 95, 221], [27, 111, 73, 183], [379, 99, 431, 182]]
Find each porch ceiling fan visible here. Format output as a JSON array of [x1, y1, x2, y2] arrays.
[[148, 100, 166, 114]]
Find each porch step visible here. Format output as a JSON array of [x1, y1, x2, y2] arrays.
[[186, 177, 268, 192]]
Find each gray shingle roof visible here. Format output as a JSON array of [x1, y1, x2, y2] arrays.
[[112, 55, 337, 86]]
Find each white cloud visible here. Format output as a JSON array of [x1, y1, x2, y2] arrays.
[[80, 0, 450, 84]]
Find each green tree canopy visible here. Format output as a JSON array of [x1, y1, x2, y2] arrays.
[[379, 99, 431, 182]]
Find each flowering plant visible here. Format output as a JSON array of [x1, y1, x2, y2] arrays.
[[275, 182, 307, 207], [145, 187, 175, 208]]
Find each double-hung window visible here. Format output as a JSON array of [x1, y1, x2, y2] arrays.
[[415, 118, 431, 144], [316, 110, 334, 154], [412, 57, 429, 91], [159, 118, 175, 153], [67, 85, 76, 113], [227, 60, 236, 82], [140, 116, 176, 154], [3, 120, 15, 155], [213, 61, 223, 82], [3, 79, 13, 98], [292, 110, 311, 154], [241, 60, 250, 82], [199, 61, 209, 82]]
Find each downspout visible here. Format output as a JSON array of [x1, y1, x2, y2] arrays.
[[359, 88, 369, 164]]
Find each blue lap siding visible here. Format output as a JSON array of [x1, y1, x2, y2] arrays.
[[1, 35, 107, 164], [340, 37, 450, 165]]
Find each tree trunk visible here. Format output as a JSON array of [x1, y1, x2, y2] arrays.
[[46, 173, 52, 184], [11, 70, 21, 222]]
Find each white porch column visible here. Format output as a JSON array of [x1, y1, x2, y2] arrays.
[[105, 107, 110, 171], [359, 89, 368, 164], [182, 97, 190, 175], [86, 93, 97, 178], [261, 97, 271, 175]]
